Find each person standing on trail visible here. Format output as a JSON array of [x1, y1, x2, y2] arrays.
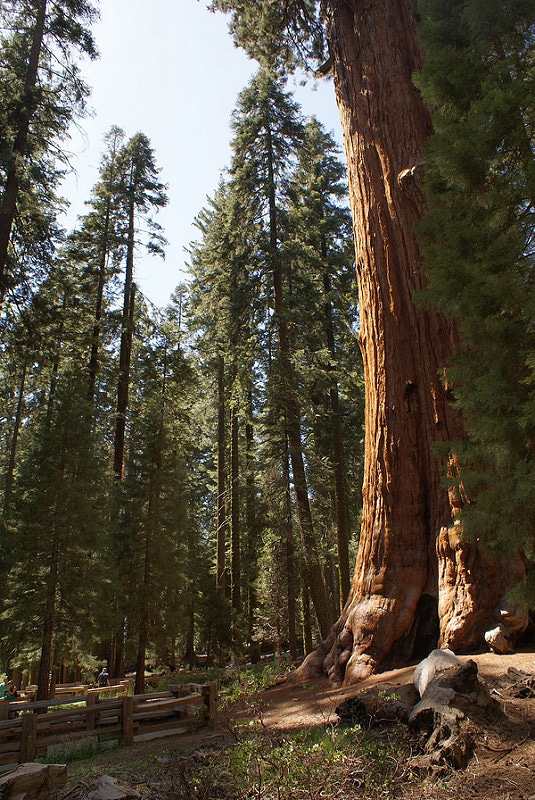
[[97, 667, 110, 687]]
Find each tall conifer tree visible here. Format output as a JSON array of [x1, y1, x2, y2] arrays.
[[230, 69, 336, 639], [0, 0, 98, 300]]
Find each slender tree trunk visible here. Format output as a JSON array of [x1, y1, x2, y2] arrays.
[[245, 394, 260, 660], [36, 319, 69, 703], [230, 404, 241, 612], [216, 355, 227, 597], [37, 587, 55, 702], [113, 197, 135, 478], [134, 500, 154, 696], [299, 0, 524, 685], [301, 568, 313, 656], [322, 272, 351, 607], [266, 124, 335, 639], [87, 204, 112, 406], [0, 0, 47, 295], [135, 367, 165, 694], [186, 603, 195, 670], [111, 191, 136, 681], [2, 360, 27, 520], [37, 457, 64, 702], [284, 439, 298, 660]]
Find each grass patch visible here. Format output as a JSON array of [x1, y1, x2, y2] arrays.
[[160, 661, 284, 698], [178, 721, 412, 799], [39, 736, 119, 764]]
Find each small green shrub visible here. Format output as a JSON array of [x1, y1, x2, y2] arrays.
[[221, 663, 282, 704], [159, 666, 226, 690]]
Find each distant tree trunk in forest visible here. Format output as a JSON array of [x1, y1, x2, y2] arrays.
[[283, 439, 298, 660], [110, 272, 135, 679], [111, 185, 136, 682], [266, 124, 335, 639], [2, 360, 27, 520], [301, 568, 313, 655], [299, 0, 525, 684], [37, 393, 65, 703], [322, 271, 351, 608], [216, 355, 227, 597], [134, 494, 157, 696], [186, 604, 195, 670], [245, 398, 260, 660], [135, 375, 166, 694], [113, 196, 136, 479], [37, 540, 57, 703], [0, 0, 46, 295], [86, 126, 123, 407], [87, 196, 114, 407], [230, 404, 241, 612]]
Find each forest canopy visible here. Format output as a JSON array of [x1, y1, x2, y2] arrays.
[[0, 0, 534, 695], [0, 0, 362, 695]]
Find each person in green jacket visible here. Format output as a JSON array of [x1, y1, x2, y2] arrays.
[[0, 676, 17, 700], [0, 676, 10, 699]]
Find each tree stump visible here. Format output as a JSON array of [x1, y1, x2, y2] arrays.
[[335, 649, 505, 772], [408, 650, 501, 769]]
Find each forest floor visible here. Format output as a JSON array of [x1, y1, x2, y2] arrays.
[[61, 650, 535, 800]]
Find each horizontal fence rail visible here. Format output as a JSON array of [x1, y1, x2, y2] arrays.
[[0, 682, 217, 771], [18, 679, 133, 702]]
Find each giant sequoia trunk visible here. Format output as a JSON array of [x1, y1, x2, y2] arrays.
[[298, 0, 525, 685]]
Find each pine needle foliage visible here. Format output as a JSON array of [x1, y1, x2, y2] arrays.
[[415, 0, 535, 597]]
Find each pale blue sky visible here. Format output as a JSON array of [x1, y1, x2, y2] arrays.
[[61, 0, 344, 308]]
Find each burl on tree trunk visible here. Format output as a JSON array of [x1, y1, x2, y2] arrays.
[[297, 0, 526, 685]]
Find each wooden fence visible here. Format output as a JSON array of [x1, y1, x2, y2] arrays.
[[0, 682, 217, 772], [19, 679, 134, 701]]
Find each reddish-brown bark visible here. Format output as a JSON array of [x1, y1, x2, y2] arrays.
[[294, 0, 525, 685]]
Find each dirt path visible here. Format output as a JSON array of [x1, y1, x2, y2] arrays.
[[255, 650, 535, 729]]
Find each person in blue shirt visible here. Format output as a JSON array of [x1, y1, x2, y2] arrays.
[[97, 667, 110, 687]]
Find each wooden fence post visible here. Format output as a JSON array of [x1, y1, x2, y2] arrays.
[[122, 695, 134, 745], [20, 712, 37, 762], [86, 691, 97, 731], [0, 701, 9, 722], [201, 682, 217, 721]]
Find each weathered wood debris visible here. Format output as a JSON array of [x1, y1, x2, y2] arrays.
[[80, 774, 140, 800], [0, 766, 143, 800], [336, 649, 506, 771], [0, 762, 67, 800]]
